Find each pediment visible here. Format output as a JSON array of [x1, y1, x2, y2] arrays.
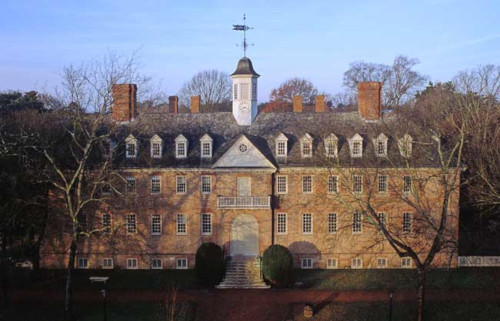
[[212, 135, 276, 169]]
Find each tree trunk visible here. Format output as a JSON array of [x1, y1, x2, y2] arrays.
[[0, 230, 8, 308], [416, 267, 426, 321], [65, 239, 77, 321]]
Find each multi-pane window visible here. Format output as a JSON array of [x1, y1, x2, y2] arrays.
[[276, 175, 288, 194], [151, 142, 162, 158], [176, 214, 187, 235], [277, 213, 287, 235], [126, 142, 136, 158], [403, 176, 412, 193], [328, 175, 338, 193], [378, 175, 387, 193], [102, 213, 111, 234], [233, 84, 238, 100], [377, 258, 388, 268], [351, 141, 362, 157], [301, 258, 313, 269], [302, 213, 313, 235], [402, 212, 412, 232], [201, 176, 212, 194], [126, 258, 138, 269], [353, 175, 363, 194], [151, 176, 161, 194], [126, 177, 136, 194], [302, 141, 312, 157], [352, 212, 362, 233], [302, 176, 313, 193], [201, 142, 212, 157], [151, 258, 162, 269], [402, 257, 412, 268], [201, 213, 212, 235], [252, 83, 257, 100], [277, 141, 287, 157], [377, 212, 387, 231], [77, 258, 88, 269], [176, 258, 188, 269], [352, 257, 363, 269], [102, 258, 113, 269], [126, 214, 137, 234], [176, 176, 186, 194], [151, 215, 161, 235], [326, 140, 337, 157], [376, 141, 386, 156], [176, 142, 187, 158], [328, 213, 338, 234], [327, 258, 338, 269]]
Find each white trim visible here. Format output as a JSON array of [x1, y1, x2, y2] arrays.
[[276, 175, 288, 194], [401, 257, 412, 268], [151, 214, 162, 235], [102, 258, 114, 269], [351, 257, 363, 269], [126, 258, 138, 269], [301, 258, 313, 269], [326, 258, 338, 269], [376, 257, 388, 268], [302, 213, 313, 235], [302, 175, 313, 194], [77, 257, 88, 269], [176, 214, 187, 235], [277, 213, 287, 235], [151, 258, 163, 270], [176, 175, 187, 194], [176, 258, 188, 269], [200, 175, 212, 194], [201, 213, 212, 235]]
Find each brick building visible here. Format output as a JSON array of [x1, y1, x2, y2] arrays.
[[40, 57, 459, 273]]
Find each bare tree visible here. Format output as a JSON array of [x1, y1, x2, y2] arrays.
[[453, 64, 500, 99], [177, 70, 231, 111], [343, 61, 392, 92], [269, 78, 319, 106]]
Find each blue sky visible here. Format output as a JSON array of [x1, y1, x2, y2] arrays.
[[1, 0, 499, 101]]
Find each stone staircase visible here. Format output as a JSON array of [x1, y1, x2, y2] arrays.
[[216, 256, 270, 289]]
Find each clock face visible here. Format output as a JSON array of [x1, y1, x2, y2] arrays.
[[239, 102, 250, 113]]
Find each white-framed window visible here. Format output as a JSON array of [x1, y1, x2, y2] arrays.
[[151, 176, 161, 194], [175, 135, 188, 159], [377, 257, 388, 268], [277, 141, 287, 157], [352, 212, 362, 234], [101, 183, 111, 195], [276, 175, 288, 194], [233, 84, 238, 100], [402, 257, 412, 268], [302, 213, 313, 235], [349, 134, 363, 158], [398, 134, 413, 158], [277, 213, 287, 235], [176, 176, 186, 194], [150, 134, 162, 158], [351, 257, 363, 269], [201, 176, 212, 194], [378, 175, 387, 193], [151, 258, 163, 269], [102, 213, 111, 234], [302, 175, 313, 194], [403, 175, 412, 193], [127, 258, 138, 269], [328, 213, 338, 234], [102, 258, 113, 269], [125, 135, 137, 158], [200, 134, 213, 158], [301, 258, 313, 269], [201, 213, 212, 235], [176, 258, 188, 269], [176, 214, 187, 235], [77, 257, 88, 269], [301, 134, 313, 158], [373, 133, 388, 157], [353, 175, 363, 194], [402, 212, 412, 233], [126, 214, 137, 234], [325, 134, 338, 158], [377, 212, 387, 231], [151, 214, 162, 235], [126, 176, 136, 194], [328, 175, 338, 193], [327, 258, 338, 269]]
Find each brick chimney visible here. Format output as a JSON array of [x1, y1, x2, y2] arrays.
[[293, 96, 303, 113], [191, 95, 200, 114], [358, 82, 382, 121], [315, 95, 325, 113], [169, 96, 178, 113], [112, 84, 137, 122]]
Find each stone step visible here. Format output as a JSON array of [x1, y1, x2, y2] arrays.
[[217, 256, 269, 289]]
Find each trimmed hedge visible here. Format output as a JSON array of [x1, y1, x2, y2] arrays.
[[194, 242, 225, 287], [262, 244, 293, 287]]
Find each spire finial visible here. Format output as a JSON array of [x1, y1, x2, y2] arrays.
[[233, 14, 254, 57]]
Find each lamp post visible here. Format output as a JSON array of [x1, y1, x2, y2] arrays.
[[90, 276, 109, 321], [389, 290, 394, 321]]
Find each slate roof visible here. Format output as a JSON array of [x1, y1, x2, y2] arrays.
[[230, 57, 260, 77], [111, 110, 436, 169]]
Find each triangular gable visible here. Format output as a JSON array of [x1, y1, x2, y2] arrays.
[[212, 135, 276, 169]]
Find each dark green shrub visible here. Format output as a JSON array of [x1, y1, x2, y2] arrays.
[[262, 244, 293, 287], [194, 242, 224, 287]]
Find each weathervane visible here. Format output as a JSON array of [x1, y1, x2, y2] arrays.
[[233, 14, 254, 57]]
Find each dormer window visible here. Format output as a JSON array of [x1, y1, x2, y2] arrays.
[[373, 133, 388, 157], [103, 138, 114, 159], [275, 133, 288, 157], [200, 134, 213, 158], [398, 134, 413, 158], [175, 134, 188, 159], [324, 134, 338, 158], [349, 133, 363, 158], [150, 134, 162, 158], [125, 134, 137, 158], [301, 133, 313, 158]]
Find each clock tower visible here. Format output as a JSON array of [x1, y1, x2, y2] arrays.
[[231, 57, 260, 126]]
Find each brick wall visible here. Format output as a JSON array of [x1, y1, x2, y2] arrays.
[[112, 84, 137, 122], [358, 82, 382, 121]]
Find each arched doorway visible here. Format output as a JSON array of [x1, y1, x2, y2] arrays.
[[230, 214, 259, 256]]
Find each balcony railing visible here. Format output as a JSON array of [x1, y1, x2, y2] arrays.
[[217, 196, 271, 209]]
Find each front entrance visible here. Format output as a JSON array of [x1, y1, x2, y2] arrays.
[[230, 214, 259, 256]]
